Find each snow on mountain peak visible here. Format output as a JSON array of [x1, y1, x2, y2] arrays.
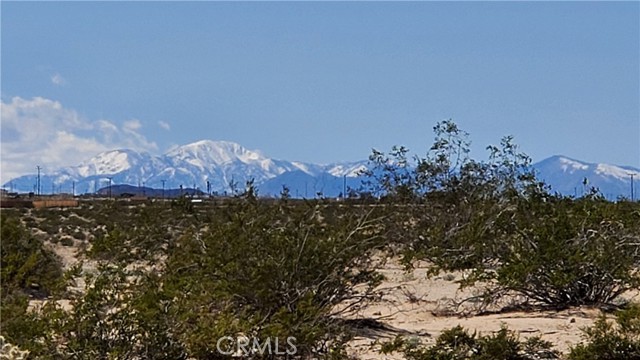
[[166, 140, 264, 166], [543, 155, 639, 182], [595, 163, 640, 181], [327, 163, 368, 177], [77, 149, 138, 176], [557, 156, 589, 172]]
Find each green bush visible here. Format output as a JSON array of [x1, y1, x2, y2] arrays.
[[163, 199, 385, 358], [4, 199, 386, 359], [1, 215, 64, 349], [568, 304, 640, 360], [369, 120, 640, 308], [382, 325, 559, 360], [87, 228, 129, 261], [60, 237, 75, 247], [493, 199, 640, 308], [0, 216, 63, 297], [4, 264, 186, 360], [72, 230, 87, 241], [85, 204, 173, 263]]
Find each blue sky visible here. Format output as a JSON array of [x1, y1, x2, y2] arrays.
[[2, 2, 638, 181]]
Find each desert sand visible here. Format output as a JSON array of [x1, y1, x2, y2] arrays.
[[346, 258, 638, 358]]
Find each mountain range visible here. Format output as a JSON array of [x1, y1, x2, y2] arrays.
[[533, 155, 639, 200], [3, 140, 639, 200]]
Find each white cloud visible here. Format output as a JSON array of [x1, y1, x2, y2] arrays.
[[0, 96, 158, 183], [123, 119, 142, 131], [51, 73, 67, 86], [158, 120, 171, 131], [97, 119, 119, 133]]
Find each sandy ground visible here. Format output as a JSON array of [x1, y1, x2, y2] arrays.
[[346, 258, 639, 359]]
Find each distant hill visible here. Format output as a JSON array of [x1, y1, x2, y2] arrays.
[[95, 184, 205, 198]]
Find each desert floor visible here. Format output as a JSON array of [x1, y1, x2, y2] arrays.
[[346, 258, 639, 359], [37, 230, 638, 359]]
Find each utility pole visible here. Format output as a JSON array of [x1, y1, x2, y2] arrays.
[[343, 175, 347, 199], [107, 177, 113, 199], [36, 165, 41, 196], [142, 181, 146, 196], [630, 173, 635, 202], [72, 181, 75, 197], [161, 180, 166, 200]]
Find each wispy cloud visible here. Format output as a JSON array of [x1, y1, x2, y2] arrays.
[[123, 119, 142, 131], [0, 96, 158, 183], [158, 120, 171, 131], [50, 73, 67, 86]]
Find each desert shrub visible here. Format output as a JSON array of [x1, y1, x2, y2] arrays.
[[171, 195, 195, 213], [72, 230, 87, 241], [38, 223, 59, 236], [62, 213, 90, 228], [567, 303, 640, 360], [369, 121, 640, 308], [60, 237, 75, 247], [22, 216, 38, 229], [10, 264, 187, 360], [0, 216, 63, 297], [89, 227, 106, 240], [87, 228, 129, 261], [162, 198, 385, 358], [492, 199, 640, 308], [0, 292, 39, 353], [86, 204, 177, 263], [0, 215, 64, 350], [7, 198, 385, 359], [382, 325, 559, 360]]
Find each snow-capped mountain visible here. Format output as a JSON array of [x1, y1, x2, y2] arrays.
[[3, 140, 366, 197], [534, 155, 639, 200], [161, 140, 315, 192], [3, 142, 638, 200]]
